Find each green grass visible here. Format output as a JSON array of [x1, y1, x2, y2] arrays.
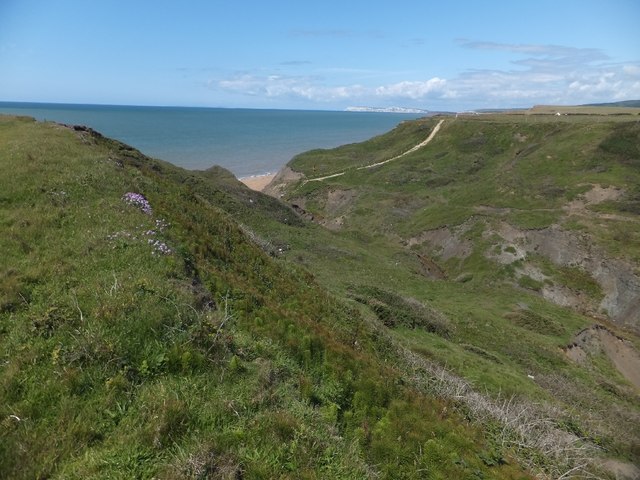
[[268, 113, 640, 473], [289, 118, 440, 177], [3, 112, 639, 478], [0, 115, 535, 479]]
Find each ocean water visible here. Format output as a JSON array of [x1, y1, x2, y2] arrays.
[[0, 102, 424, 177]]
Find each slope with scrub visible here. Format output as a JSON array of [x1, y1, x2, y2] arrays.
[[264, 113, 640, 478], [1, 115, 535, 479], [2, 112, 638, 478]]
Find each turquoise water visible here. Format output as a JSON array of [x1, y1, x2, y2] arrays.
[[0, 102, 424, 177]]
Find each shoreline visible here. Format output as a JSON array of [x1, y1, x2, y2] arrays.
[[239, 173, 276, 192]]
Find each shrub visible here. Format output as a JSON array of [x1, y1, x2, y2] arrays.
[[348, 285, 452, 337]]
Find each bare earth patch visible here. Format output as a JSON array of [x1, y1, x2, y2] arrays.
[[408, 223, 474, 261], [565, 325, 640, 390], [263, 167, 304, 197], [563, 184, 634, 222], [485, 220, 640, 329]]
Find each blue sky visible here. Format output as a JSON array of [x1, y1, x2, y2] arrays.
[[1, 0, 639, 110]]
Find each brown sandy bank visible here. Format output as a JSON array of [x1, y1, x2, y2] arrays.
[[239, 173, 276, 192]]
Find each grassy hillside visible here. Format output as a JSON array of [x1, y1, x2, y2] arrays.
[[276, 115, 640, 309], [528, 104, 640, 115], [265, 113, 640, 478], [0, 115, 537, 479], [2, 112, 638, 479], [583, 100, 640, 108]]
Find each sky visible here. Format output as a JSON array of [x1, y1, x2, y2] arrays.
[[1, 0, 639, 111]]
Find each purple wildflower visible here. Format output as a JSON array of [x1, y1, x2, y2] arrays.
[[110, 195, 173, 255], [122, 192, 153, 215]]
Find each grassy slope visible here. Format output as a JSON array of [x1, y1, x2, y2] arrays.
[[0, 116, 531, 479], [583, 100, 640, 108], [267, 114, 640, 472]]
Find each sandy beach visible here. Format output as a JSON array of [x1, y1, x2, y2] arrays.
[[239, 173, 276, 191]]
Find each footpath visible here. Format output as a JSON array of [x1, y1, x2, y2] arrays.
[[306, 119, 445, 183]]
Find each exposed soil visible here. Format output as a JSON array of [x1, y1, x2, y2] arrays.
[[413, 213, 639, 328], [325, 189, 357, 217], [598, 458, 640, 480], [478, 184, 640, 328], [540, 283, 596, 315], [565, 325, 640, 390], [407, 223, 473, 261], [563, 184, 623, 214], [263, 166, 304, 198], [524, 225, 640, 327], [414, 253, 447, 280], [563, 184, 633, 222]]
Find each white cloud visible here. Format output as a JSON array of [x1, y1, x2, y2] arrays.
[[213, 42, 639, 109], [458, 41, 609, 64], [441, 41, 640, 107], [622, 64, 640, 77], [375, 78, 447, 99], [216, 74, 450, 103], [568, 73, 640, 101], [218, 75, 265, 96]]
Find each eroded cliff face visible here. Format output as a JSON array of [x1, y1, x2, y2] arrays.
[[523, 226, 639, 327], [500, 224, 638, 328], [272, 174, 640, 329], [565, 325, 640, 390], [416, 224, 639, 329], [263, 166, 304, 198], [403, 184, 640, 330]]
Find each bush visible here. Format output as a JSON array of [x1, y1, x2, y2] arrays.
[[517, 275, 544, 292], [348, 285, 452, 337]]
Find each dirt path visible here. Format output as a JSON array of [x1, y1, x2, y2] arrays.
[[306, 119, 444, 183], [306, 171, 346, 182], [357, 119, 444, 170]]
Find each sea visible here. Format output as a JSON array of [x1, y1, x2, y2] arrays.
[[0, 102, 425, 178]]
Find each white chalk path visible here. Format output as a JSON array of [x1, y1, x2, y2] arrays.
[[358, 119, 444, 170], [306, 119, 444, 183]]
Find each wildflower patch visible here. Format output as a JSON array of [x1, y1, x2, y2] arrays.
[[110, 192, 172, 255], [122, 192, 153, 215]]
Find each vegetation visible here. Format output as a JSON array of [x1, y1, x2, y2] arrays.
[[271, 112, 640, 477], [0, 116, 532, 479], [1, 110, 639, 479]]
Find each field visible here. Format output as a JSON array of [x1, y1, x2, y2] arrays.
[[527, 105, 640, 115]]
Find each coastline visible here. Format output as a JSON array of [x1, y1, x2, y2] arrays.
[[239, 173, 276, 192]]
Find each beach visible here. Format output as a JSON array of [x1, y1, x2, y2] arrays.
[[239, 173, 276, 191]]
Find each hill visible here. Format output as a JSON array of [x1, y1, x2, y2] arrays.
[[0, 115, 534, 479], [1, 113, 639, 479], [266, 112, 640, 477], [269, 114, 640, 326], [528, 104, 640, 115], [583, 100, 640, 108]]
